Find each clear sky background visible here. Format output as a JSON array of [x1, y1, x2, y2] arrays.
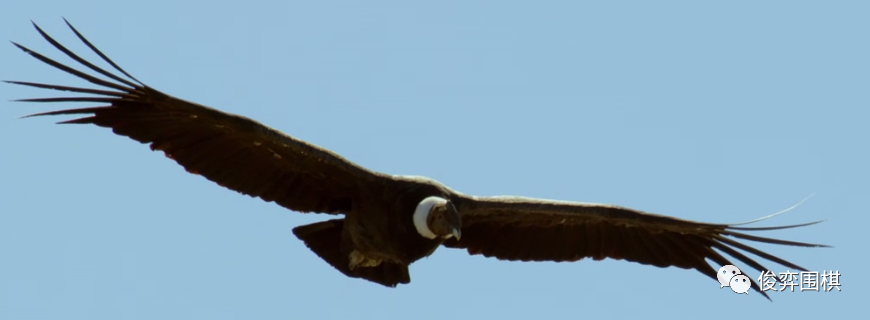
[[0, 1, 864, 319]]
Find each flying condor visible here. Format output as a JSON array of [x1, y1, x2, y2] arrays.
[[7, 19, 828, 300]]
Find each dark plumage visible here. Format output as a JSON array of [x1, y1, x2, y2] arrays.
[[7, 19, 829, 300]]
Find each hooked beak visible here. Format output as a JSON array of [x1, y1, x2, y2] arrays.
[[450, 227, 462, 240]]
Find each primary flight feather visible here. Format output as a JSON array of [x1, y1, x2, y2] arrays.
[[7, 19, 828, 300]]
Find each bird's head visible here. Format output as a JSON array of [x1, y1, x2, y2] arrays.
[[413, 196, 462, 241]]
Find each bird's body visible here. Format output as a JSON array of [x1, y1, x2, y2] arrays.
[[7, 19, 829, 300], [328, 176, 455, 279]]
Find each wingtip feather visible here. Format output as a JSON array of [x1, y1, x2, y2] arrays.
[[728, 193, 816, 226]]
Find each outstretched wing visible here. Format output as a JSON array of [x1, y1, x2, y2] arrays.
[[444, 195, 828, 300], [7, 19, 389, 215]]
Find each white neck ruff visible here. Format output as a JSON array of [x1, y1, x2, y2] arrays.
[[413, 196, 447, 239]]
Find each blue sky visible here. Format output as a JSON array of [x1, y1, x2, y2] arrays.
[[1, 1, 863, 319]]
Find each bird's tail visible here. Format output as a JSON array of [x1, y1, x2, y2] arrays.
[[292, 219, 411, 287]]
